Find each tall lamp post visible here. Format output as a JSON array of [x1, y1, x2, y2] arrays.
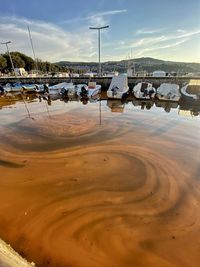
[[1, 41, 16, 76], [89, 25, 109, 76]]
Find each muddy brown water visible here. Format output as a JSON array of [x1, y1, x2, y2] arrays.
[[0, 96, 200, 267]]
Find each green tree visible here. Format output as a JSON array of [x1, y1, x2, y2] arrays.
[[0, 55, 7, 71], [3, 53, 25, 69], [15, 52, 34, 71]]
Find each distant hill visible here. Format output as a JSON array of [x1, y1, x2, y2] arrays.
[[55, 57, 200, 74]]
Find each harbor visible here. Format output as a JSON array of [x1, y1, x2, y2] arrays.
[[1, 0, 200, 266]]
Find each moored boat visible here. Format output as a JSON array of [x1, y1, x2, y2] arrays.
[[107, 75, 129, 99], [61, 84, 87, 98], [133, 81, 156, 99], [180, 80, 200, 102], [36, 82, 74, 95], [156, 83, 180, 102], [3, 83, 21, 92], [77, 82, 101, 98], [3, 83, 38, 93]]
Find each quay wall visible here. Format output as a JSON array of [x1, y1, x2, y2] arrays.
[[0, 76, 199, 89]]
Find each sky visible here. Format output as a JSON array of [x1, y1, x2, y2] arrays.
[[0, 0, 200, 63]]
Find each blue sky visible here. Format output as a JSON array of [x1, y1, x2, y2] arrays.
[[0, 0, 200, 62]]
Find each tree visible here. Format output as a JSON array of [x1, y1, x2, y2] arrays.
[[14, 52, 34, 71], [0, 55, 7, 71], [3, 52, 25, 70]]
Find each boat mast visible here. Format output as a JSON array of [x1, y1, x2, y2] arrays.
[[27, 26, 39, 74]]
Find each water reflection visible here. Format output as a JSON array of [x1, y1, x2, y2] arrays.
[[0, 92, 200, 117], [132, 99, 154, 110], [107, 99, 125, 113]]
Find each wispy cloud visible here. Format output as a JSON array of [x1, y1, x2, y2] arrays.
[[89, 9, 127, 17], [108, 28, 200, 62], [60, 9, 127, 25], [0, 15, 199, 63], [0, 16, 96, 62], [136, 28, 163, 35], [133, 39, 190, 58], [115, 28, 200, 51]]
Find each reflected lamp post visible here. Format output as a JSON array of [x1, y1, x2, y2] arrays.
[[89, 25, 109, 76]]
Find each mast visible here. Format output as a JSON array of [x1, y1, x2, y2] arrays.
[[27, 26, 39, 74]]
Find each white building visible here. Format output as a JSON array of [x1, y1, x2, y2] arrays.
[[104, 71, 119, 77], [153, 70, 166, 77]]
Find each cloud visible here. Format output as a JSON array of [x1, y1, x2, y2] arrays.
[[136, 29, 163, 35], [0, 15, 199, 63], [133, 39, 190, 58], [105, 28, 200, 62], [89, 9, 127, 17], [60, 9, 127, 26], [0, 16, 97, 62], [88, 9, 127, 26], [114, 28, 200, 52]]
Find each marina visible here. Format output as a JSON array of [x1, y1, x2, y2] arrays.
[[0, 0, 200, 266]]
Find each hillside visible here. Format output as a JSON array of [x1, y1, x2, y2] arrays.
[[55, 57, 200, 74]]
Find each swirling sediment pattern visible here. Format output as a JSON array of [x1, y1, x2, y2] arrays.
[[0, 101, 200, 267]]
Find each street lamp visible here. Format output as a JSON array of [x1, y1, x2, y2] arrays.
[[1, 41, 16, 76], [89, 25, 109, 76]]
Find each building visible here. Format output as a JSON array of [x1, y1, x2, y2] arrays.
[[153, 70, 166, 77]]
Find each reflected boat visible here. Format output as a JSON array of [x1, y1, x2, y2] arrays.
[[0, 95, 17, 109], [107, 99, 125, 112], [132, 98, 154, 110], [155, 100, 179, 113], [179, 101, 200, 117]]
